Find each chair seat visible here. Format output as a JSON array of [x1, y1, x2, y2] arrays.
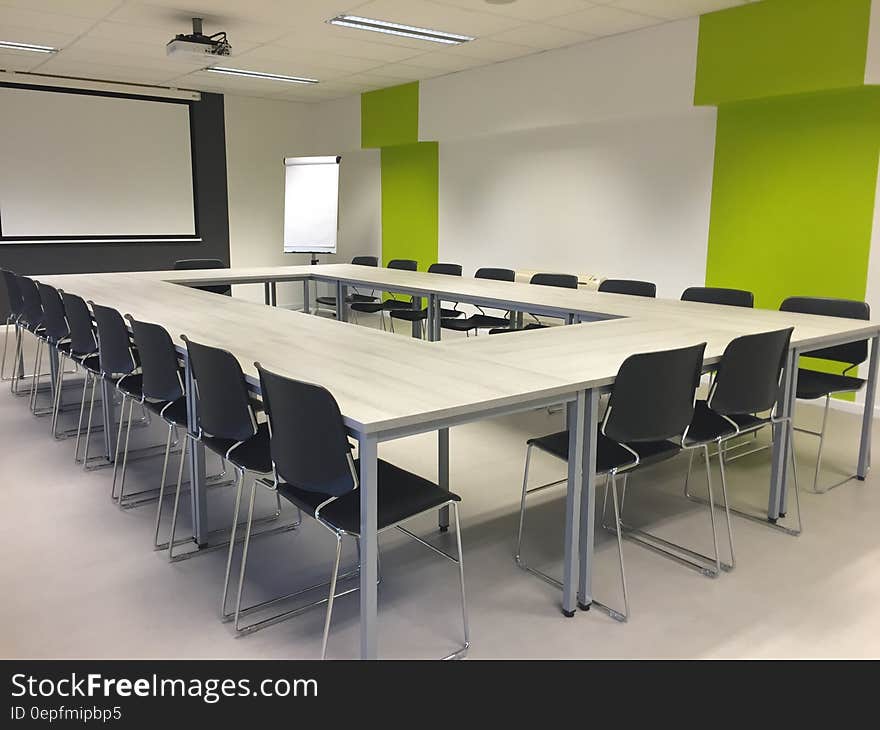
[[390, 308, 428, 322], [795, 368, 865, 400], [203, 421, 272, 474], [277, 458, 460, 534], [442, 313, 510, 332], [315, 295, 336, 307], [76, 354, 101, 374], [116, 374, 143, 399], [528, 430, 680, 474], [684, 401, 769, 445], [146, 396, 188, 427], [489, 323, 547, 335]]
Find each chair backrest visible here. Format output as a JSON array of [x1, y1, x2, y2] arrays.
[[387, 259, 418, 271], [780, 296, 870, 366], [603, 343, 706, 443], [17, 276, 44, 329], [428, 262, 462, 276], [352, 256, 378, 266], [182, 335, 256, 442], [257, 364, 355, 497], [174, 258, 230, 296], [709, 328, 793, 416], [127, 316, 184, 403], [681, 286, 754, 308], [530, 273, 579, 289], [61, 292, 97, 357], [1, 269, 24, 319], [91, 303, 136, 376], [599, 279, 657, 298], [475, 267, 515, 282], [37, 283, 69, 343]]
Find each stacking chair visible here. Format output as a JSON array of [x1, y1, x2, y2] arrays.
[[780, 296, 870, 493], [15, 276, 47, 412], [35, 283, 74, 425], [61, 292, 103, 464], [389, 263, 464, 336], [1, 268, 25, 384], [174, 258, 231, 296], [243, 364, 468, 659], [441, 268, 516, 335], [172, 336, 288, 564], [315, 255, 379, 314], [517, 342, 706, 621], [681, 287, 754, 308], [90, 303, 144, 490], [489, 272, 578, 334], [598, 279, 656, 298], [683, 328, 801, 539], [349, 259, 417, 330]]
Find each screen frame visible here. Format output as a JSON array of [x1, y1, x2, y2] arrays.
[[0, 81, 202, 245]]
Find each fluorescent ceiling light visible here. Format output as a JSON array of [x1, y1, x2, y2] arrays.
[[0, 40, 58, 54], [206, 67, 318, 84], [327, 15, 474, 44]]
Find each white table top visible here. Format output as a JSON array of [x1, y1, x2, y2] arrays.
[[38, 266, 879, 435]]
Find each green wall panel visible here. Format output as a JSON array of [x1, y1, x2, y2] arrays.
[[361, 82, 419, 149], [695, 0, 871, 106], [705, 87, 880, 395], [381, 141, 439, 286]]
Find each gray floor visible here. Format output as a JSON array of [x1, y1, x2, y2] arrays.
[[2, 323, 879, 659]]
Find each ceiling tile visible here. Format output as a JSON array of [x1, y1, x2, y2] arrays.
[[609, 0, 748, 20], [0, 1, 120, 19], [233, 43, 383, 74], [0, 48, 48, 72], [363, 62, 437, 80], [335, 70, 419, 91], [547, 5, 663, 36], [273, 25, 430, 60], [396, 50, 491, 72], [349, 0, 523, 37], [0, 23, 80, 48], [429, 0, 598, 22], [487, 23, 593, 50], [0, 5, 96, 35], [441, 36, 534, 62], [35, 56, 173, 83]]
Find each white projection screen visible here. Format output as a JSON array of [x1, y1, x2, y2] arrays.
[[0, 86, 196, 241], [283, 156, 340, 254]]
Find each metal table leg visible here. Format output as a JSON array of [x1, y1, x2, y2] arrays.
[[336, 283, 348, 322], [358, 434, 379, 659], [769, 348, 796, 520], [411, 296, 421, 339], [438, 428, 450, 531], [426, 296, 437, 342], [561, 391, 587, 616], [270, 282, 277, 307], [302, 280, 310, 314], [858, 334, 879, 479], [185, 352, 208, 546], [263, 282, 271, 306], [575, 390, 598, 614]]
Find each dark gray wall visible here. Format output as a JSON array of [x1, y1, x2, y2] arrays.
[[0, 89, 229, 318]]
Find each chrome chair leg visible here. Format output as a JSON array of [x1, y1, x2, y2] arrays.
[[152, 424, 176, 549], [233, 471, 260, 631], [451, 501, 470, 658], [513, 444, 533, 569], [320, 535, 344, 660], [73, 371, 90, 463], [116, 397, 136, 505], [606, 472, 630, 622], [111, 395, 128, 500], [51, 357, 64, 437], [811, 395, 830, 494], [167, 435, 190, 560], [28, 337, 42, 412], [220, 467, 247, 617], [702, 444, 722, 577], [0, 317, 11, 381], [81, 375, 98, 468], [716, 448, 736, 570]]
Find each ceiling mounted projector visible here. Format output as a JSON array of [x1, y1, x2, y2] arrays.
[[166, 17, 231, 61]]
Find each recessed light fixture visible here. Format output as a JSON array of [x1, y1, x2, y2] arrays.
[[206, 66, 318, 84], [327, 15, 474, 45], [0, 40, 59, 54]]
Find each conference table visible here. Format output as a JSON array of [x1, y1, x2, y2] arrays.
[[39, 264, 880, 659]]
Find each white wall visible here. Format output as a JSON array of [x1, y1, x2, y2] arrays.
[[224, 94, 380, 307], [419, 18, 715, 296]]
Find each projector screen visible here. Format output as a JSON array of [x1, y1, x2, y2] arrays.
[[0, 86, 197, 241], [283, 156, 339, 254]]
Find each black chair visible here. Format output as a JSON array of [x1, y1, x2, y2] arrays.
[[681, 287, 754, 308], [441, 268, 516, 335], [16, 276, 46, 411], [61, 292, 102, 464], [1, 268, 25, 384], [517, 342, 706, 621], [125, 316, 189, 546], [599, 279, 656, 298], [241, 364, 469, 658], [90, 302, 142, 492], [488, 272, 579, 334], [315, 256, 379, 313], [389, 263, 464, 336], [36, 283, 73, 432], [349, 259, 418, 330], [682, 328, 801, 540], [174, 258, 231, 297], [780, 296, 870, 493], [175, 336, 287, 569]]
